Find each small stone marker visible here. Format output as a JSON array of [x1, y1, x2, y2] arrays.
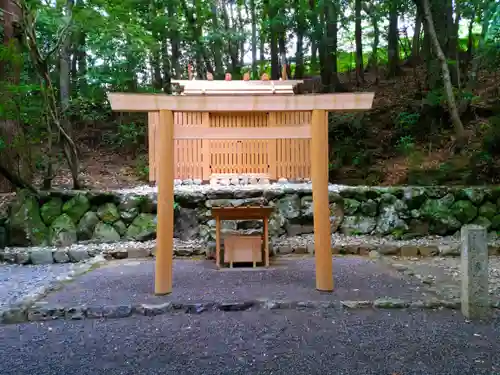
[[461, 225, 489, 319]]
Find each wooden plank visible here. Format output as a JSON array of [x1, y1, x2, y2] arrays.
[[311, 109, 333, 292], [216, 217, 221, 268], [211, 206, 274, 220], [155, 110, 175, 295], [263, 218, 269, 267], [107, 92, 375, 112], [201, 112, 210, 180], [210, 173, 270, 179], [174, 125, 311, 140]]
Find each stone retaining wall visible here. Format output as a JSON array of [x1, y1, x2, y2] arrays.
[[1, 184, 500, 248]]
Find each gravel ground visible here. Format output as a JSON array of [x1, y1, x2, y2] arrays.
[[384, 256, 500, 304], [0, 263, 74, 310], [0, 308, 499, 375], [0, 256, 107, 313], [40, 257, 433, 307]]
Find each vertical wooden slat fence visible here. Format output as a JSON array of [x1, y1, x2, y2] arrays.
[[149, 111, 312, 182], [209, 112, 270, 176], [173, 112, 205, 181], [272, 111, 311, 180]]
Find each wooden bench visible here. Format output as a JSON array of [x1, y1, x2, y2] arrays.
[[211, 206, 274, 268]]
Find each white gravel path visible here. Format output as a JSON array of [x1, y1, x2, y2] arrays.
[[115, 182, 365, 196], [0, 264, 74, 310], [0, 256, 106, 312]]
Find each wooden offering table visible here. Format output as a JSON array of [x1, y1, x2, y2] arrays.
[[211, 206, 273, 269]]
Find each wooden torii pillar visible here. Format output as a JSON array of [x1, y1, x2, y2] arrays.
[[108, 92, 374, 295]]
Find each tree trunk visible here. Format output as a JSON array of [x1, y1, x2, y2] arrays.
[[294, 0, 306, 80], [421, 0, 465, 142], [354, 0, 364, 84], [59, 0, 80, 189], [162, 39, 172, 94], [265, 0, 280, 79], [237, 3, 245, 68], [387, 0, 401, 78], [308, 0, 319, 73], [468, 1, 493, 89], [167, 0, 181, 78], [259, 36, 265, 73], [321, 0, 341, 92], [411, 7, 422, 60], [250, 0, 258, 78], [447, 0, 460, 86], [278, 34, 288, 79], [363, 3, 379, 83], [152, 48, 163, 89], [0, 0, 19, 192], [221, 0, 239, 76], [211, 2, 224, 78], [76, 31, 86, 90]]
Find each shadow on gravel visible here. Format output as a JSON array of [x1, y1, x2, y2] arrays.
[[40, 257, 435, 306]]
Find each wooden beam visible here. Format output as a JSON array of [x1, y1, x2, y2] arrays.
[[311, 109, 333, 292], [174, 125, 311, 140], [172, 80, 304, 86], [155, 109, 175, 295], [182, 90, 295, 96], [107, 92, 375, 112]]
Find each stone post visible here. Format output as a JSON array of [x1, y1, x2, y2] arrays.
[[461, 225, 489, 319]]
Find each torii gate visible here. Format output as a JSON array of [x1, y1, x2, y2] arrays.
[[108, 88, 374, 295]]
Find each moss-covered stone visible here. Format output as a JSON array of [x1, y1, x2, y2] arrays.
[[77, 211, 100, 240], [343, 199, 360, 215], [420, 194, 460, 235], [472, 216, 492, 230], [118, 194, 144, 222], [97, 202, 120, 224], [62, 194, 90, 223], [92, 222, 121, 242], [478, 201, 497, 220], [458, 187, 486, 205], [341, 216, 376, 235], [113, 220, 127, 236], [276, 194, 301, 220], [450, 200, 478, 224], [49, 213, 77, 246], [360, 199, 378, 217], [8, 190, 48, 246], [300, 196, 314, 218], [402, 187, 427, 210], [126, 213, 157, 241], [40, 198, 63, 226], [491, 215, 500, 230]]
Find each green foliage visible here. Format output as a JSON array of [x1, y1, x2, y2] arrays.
[[395, 112, 420, 133], [482, 115, 500, 156], [395, 135, 415, 156], [328, 113, 373, 170], [106, 122, 146, 153], [407, 161, 471, 185], [133, 154, 149, 182]]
